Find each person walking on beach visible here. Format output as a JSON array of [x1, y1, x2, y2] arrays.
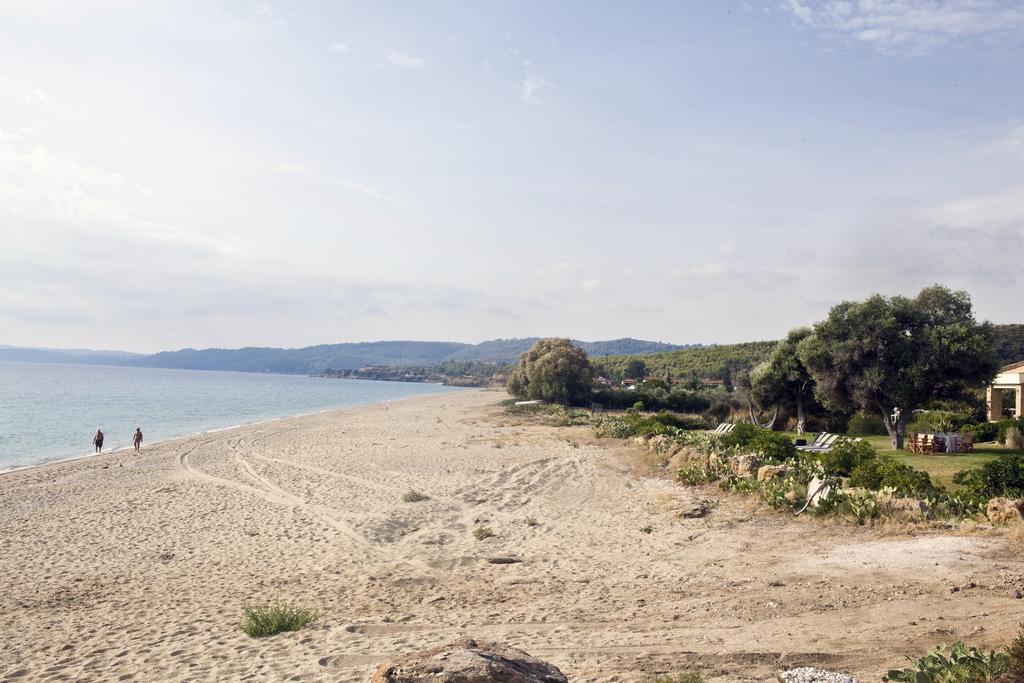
[[93, 429, 104, 453], [133, 427, 143, 452]]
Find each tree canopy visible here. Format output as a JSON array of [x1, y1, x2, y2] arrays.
[[799, 285, 998, 449], [749, 327, 820, 433], [507, 338, 594, 405]]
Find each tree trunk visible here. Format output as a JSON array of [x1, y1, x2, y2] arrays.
[[880, 405, 907, 450], [795, 391, 805, 435]]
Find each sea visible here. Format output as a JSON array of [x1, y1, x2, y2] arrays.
[[0, 361, 464, 472]]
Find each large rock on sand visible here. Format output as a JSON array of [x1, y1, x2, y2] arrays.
[[368, 638, 568, 682], [987, 498, 1024, 526], [730, 454, 761, 478], [757, 464, 789, 482]]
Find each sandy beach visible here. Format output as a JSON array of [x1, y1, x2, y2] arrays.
[[2, 389, 1023, 682]]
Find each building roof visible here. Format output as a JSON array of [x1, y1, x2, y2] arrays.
[[1000, 360, 1024, 373]]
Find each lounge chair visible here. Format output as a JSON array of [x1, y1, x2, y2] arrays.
[[796, 432, 829, 451], [800, 433, 843, 453]]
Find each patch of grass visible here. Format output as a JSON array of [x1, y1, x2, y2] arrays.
[[649, 673, 702, 683], [401, 490, 430, 503], [524, 516, 539, 527], [640, 525, 653, 534], [240, 603, 318, 638], [473, 525, 494, 541]]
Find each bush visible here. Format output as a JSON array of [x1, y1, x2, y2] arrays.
[[749, 431, 796, 462], [954, 455, 1024, 498], [815, 438, 876, 477], [847, 411, 888, 435], [507, 338, 593, 406], [996, 418, 1024, 445], [849, 456, 938, 498], [402, 490, 429, 503], [883, 641, 1009, 682], [240, 603, 318, 638], [1007, 624, 1024, 682], [473, 526, 494, 541], [962, 422, 999, 443], [719, 423, 760, 449], [1007, 427, 1024, 450]]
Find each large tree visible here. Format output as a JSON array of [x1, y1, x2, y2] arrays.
[[799, 286, 998, 449], [750, 327, 818, 434], [507, 338, 594, 405]]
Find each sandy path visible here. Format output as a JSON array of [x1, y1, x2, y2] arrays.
[[1, 389, 1023, 682]]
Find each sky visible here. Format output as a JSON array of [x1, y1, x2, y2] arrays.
[[1, 0, 1022, 353]]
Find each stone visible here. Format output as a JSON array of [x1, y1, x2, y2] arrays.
[[757, 464, 789, 482], [368, 638, 568, 683], [987, 497, 1024, 526], [486, 557, 523, 565], [730, 454, 761, 478], [677, 500, 710, 519]]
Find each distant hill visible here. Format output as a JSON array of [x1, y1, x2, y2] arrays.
[[0, 337, 687, 375]]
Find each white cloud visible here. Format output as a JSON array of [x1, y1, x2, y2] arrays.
[[927, 185, 1024, 230], [327, 41, 349, 53], [673, 261, 730, 278], [32, 89, 50, 106], [386, 51, 424, 68], [993, 122, 1024, 159], [781, 0, 1024, 53], [324, 175, 398, 203], [579, 278, 604, 292], [274, 162, 306, 174], [521, 74, 553, 102]]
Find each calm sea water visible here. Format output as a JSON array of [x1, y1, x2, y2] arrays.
[[0, 361, 464, 472]]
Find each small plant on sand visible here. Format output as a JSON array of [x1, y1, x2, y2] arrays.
[[649, 673, 702, 683], [473, 525, 494, 541], [1006, 624, 1024, 681], [884, 641, 1009, 682], [639, 525, 653, 534], [524, 516, 539, 527], [401, 490, 429, 503], [240, 603, 318, 638]]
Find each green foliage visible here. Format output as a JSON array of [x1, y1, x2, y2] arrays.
[[639, 525, 653, 534], [240, 603, 318, 638], [953, 455, 1024, 498], [749, 431, 796, 462], [883, 641, 1009, 682], [907, 410, 978, 435], [473, 526, 495, 541], [996, 418, 1024, 444], [993, 324, 1024, 367], [649, 673, 703, 683], [719, 423, 760, 449], [1006, 624, 1024, 682], [962, 422, 999, 443], [847, 411, 890, 435], [800, 286, 999, 437], [592, 412, 708, 439], [750, 327, 820, 418], [816, 438, 878, 477], [849, 456, 938, 498], [507, 338, 594, 406], [401, 490, 430, 503], [599, 341, 778, 385], [625, 358, 648, 379], [678, 464, 719, 486]]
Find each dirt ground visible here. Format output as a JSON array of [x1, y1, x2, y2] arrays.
[[1, 389, 1022, 682]]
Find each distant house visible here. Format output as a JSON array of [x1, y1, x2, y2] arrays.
[[593, 377, 612, 387], [621, 379, 638, 390], [700, 378, 724, 387]]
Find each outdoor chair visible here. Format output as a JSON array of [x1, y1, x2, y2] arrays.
[[795, 432, 828, 451], [907, 433, 919, 453], [933, 436, 946, 454], [799, 433, 841, 453], [960, 434, 974, 453], [919, 434, 934, 455]]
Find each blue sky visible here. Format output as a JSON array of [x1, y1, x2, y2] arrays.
[[1, 1, 1022, 352]]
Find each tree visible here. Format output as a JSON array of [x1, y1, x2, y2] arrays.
[[624, 358, 647, 380], [750, 327, 818, 434], [722, 366, 734, 392], [506, 338, 594, 405], [799, 286, 999, 450]]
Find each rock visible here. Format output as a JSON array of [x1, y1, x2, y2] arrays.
[[648, 434, 670, 452], [730, 454, 761, 478], [784, 491, 800, 504], [806, 477, 831, 508], [757, 465, 789, 482], [677, 500, 710, 519], [987, 497, 1024, 526], [368, 638, 568, 683], [486, 557, 522, 565]]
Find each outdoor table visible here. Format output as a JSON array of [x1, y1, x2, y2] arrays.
[[933, 432, 963, 453]]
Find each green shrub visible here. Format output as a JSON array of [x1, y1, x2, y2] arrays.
[[401, 490, 429, 503], [473, 526, 494, 541], [649, 673, 702, 683], [847, 411, 889, 435], [240, 603, 318, 638], [997, 418, 1024, 445], [883, 641, 1009, 682], [962, 422, 999, 443], [954, 455, 1024, 498], [1006, 624, 1024, 682], [678, 465, 717, 486], [815, 438, 876, 477], [719, 423, 760, 449], [1007, 427, 1024, 450], [748, 431, 796, 462], [849, 456, 938, 498]]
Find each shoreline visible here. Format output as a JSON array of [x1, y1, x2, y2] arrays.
[[0, 387, 467, 478]]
